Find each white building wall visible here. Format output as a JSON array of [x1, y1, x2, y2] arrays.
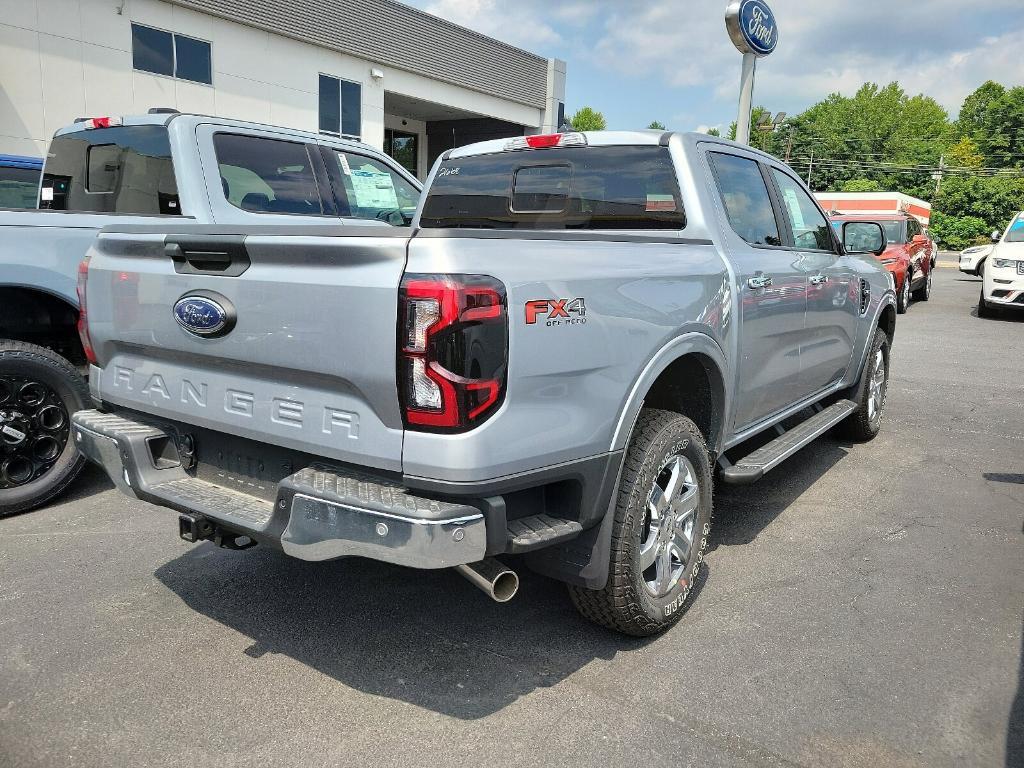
[[0, 0, 548, 157]]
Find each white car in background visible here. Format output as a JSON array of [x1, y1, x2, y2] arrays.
[[978, 212, 1024, 318], [959, 242, 993, 277]]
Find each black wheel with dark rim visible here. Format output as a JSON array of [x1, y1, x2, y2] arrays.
[[0, 376, 71, 489], [0, 341, 89, 516]]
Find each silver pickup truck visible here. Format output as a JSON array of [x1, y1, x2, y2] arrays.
[[0, 112, 420, 515], [72, 130, 896, 636]]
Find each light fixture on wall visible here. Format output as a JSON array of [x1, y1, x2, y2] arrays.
[[370, 67, 384, 80]]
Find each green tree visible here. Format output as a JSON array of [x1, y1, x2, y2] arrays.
[[934, 175, 1024, 230], [955, 81, 1005, 142], [928, 211, 990, 250], [706, 127, 721, 137], [570, 107, 607, 131], [945, 136, 984, 169], [647, 121, 666, 130], [840, 178, 882, 192], [782, 82, 948, 194]]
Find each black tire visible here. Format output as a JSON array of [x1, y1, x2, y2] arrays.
[[0, 340, 90, 516], [978, 287, 996, 319], [568, 409, 712, 636], [896, 270, 911, 314], [839, 328, 889, 442], [912, 266, 932, 302]]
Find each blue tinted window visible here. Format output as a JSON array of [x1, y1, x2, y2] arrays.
[[174, 34, 211, 84], [341, 80, 361, 137], [319, 75, 361, 139], [319, 75, 340, 134], [131, 24, 173, 77]]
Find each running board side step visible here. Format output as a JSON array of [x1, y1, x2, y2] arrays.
[[719, 399, 857, 485]]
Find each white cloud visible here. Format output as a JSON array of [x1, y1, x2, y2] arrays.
[[588, 0, 1024, 115], [418, 0, 563, 49]]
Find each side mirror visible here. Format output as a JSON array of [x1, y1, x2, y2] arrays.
[[842, 221, 886, 257], [912, 233, 927, 244], [992, 230, 1001, 242]]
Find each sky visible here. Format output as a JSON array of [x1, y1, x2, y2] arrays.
[[403, 0, 1024, 132]]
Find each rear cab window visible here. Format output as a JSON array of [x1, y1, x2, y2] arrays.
[[707, 151, 781, 246], [213, 133, 324, 216], [419, 145, 684, 230], [41, 125, 181, 214]]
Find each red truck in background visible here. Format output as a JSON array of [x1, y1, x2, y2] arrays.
[[830, 212, 934, 313]]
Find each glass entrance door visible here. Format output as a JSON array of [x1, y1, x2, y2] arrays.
[[384, 129, 418, 178]]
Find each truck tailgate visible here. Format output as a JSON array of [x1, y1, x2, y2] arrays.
[[85, 224, 409, 472]]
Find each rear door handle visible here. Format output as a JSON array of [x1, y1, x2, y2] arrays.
[[747, 275, 773, 289], [809, 274, 828, 285]]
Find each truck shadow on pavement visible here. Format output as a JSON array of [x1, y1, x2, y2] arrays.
[[151, 436, 852, 719]]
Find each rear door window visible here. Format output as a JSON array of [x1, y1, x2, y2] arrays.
[[213, 133, 323, 215], [41, 125, 181, 214], [419, 145, 684, 230], [708, 152, 781, 246]]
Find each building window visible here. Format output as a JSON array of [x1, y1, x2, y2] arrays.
[[319, 74, 361, 139], [384, 128, 417, 177], [131, 23, 212, 85]]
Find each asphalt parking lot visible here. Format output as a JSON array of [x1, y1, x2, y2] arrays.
[[1, 256, 1022, 768]]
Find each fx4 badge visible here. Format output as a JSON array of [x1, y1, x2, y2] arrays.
[[525, 298, 586, 326]]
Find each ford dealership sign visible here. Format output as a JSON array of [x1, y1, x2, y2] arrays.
[[725, 0, 778, 57]]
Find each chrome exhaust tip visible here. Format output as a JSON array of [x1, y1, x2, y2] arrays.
[[455, 558, 519, 603]]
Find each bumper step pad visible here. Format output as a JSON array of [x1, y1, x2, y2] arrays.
[[506, 514, 583, 553], [720, 399, 857, 485]]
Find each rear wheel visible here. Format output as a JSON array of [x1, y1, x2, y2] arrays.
[[568, 409, 712, 636], [0, 341, 89, 516], [839, 329, 889, 442], [896, 270, 911, 314], [912, 266, 932, 301]]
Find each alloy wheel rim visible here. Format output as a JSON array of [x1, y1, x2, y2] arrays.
[[866, 348, 886, 423], [0, 376, 70, 489], [903, 277, 910, 306], [639, 454, 699, 598]]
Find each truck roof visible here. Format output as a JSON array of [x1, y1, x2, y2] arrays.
[[444, 130, 778, 161], [52, 112, 376, 154]]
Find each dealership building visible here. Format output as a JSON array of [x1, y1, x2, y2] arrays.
[[0, 0, 566, 179]]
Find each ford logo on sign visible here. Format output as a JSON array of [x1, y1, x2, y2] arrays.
[[726, 0, 779, 57], [172, 293, 235, 338]]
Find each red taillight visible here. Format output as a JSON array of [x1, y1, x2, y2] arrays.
[[82, 116, 122, 129], [76, 256, 97, 364], [398, 274, 507, 432], [506, 132, 587, 151], [526, 134, 562, 148]]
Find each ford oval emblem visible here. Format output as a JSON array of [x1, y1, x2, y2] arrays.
[[172, 294, 234, 337], [726, 0, 778, 57]]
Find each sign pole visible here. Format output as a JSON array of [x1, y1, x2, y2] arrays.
[[725, 1, 778, 146], [735, 52, 756, 145]]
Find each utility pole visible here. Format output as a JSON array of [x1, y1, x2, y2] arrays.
[[783, 128, 794, 163], [806, 148, 814, 189], [933, 154, 945, 196]]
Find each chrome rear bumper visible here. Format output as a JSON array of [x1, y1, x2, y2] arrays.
[[71, 409, 487, 568]]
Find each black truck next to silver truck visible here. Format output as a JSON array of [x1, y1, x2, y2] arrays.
[[0, 112, 420, 515], [72, 130, 896, 636]]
